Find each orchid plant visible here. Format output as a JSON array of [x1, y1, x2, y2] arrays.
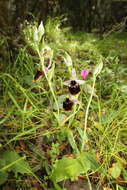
[[63, 52, 103, 153], [24, 21, 60, 124], [22, 20, 105, 188], [24, 21, 103, 151]]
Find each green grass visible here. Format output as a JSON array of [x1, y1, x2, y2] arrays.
[[0, 19, 127, 189]]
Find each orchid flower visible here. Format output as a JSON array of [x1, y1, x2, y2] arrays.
[[33, 46, 53, 82], [63, 97, 74, 111], [63, 94, 80, 111], [64, 68, 85, 95], [33, 67, 49, 82], [40, 46, 53, 68]]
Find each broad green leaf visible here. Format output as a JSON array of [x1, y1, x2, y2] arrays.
[[51, 152, 98, 183], [67, 129, 79, 153], [78, 152, 99, 172], [111, 162, 122, 179], [93, 58, 103, 76], [77, 153, 91, 172], [51, 157, 85, 182], [2, 151, 31, 177]]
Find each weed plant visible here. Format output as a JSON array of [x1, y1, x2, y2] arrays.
[[0, 18, 127, 190]]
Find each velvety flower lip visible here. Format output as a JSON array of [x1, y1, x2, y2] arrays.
[[33, 70, 44, 81], [63, 97, 74, 111], [81, 69, 89, 80], [63, 95, 80, 111], [68, 81, 80, 95]]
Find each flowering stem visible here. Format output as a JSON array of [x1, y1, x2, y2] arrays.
[[68, 104, 77, 128], [37, 50, 60, 124], [81, 76, 96, 152]]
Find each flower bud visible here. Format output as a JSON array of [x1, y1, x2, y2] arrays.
[[38, 21, 44, 42], [81, 69, 89, 80]]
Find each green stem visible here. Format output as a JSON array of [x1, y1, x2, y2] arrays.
[[86, 174, 92, 190], [68, 104, 77, 128], [81, 76, 96, 151], [37, 50, 60, 124]]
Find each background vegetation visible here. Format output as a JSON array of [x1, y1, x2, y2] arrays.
[[0, 0, 127, 33]]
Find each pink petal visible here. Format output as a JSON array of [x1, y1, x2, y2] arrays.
[[81, 69, 89, 80]]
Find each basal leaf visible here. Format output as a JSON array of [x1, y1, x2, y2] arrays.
[[2, 151, 31, 177], [51, 151, 100, 183], [51, 157, 84, 182], [51, 152, 96, 183], [67, 129, 78, 153], [77, 152, 100, 172]]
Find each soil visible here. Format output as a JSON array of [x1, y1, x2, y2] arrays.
[[60, 179, 103, 190]]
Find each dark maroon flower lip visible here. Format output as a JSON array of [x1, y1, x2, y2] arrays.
[[63, 98, 74, 111], [33, 70, 44, 82], [68, 81, 80, 95], [70, 80, 76, 86]]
